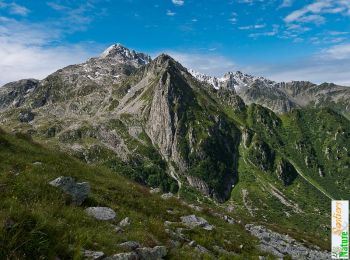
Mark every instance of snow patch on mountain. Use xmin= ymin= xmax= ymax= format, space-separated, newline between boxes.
xmin=189 ymin=69 xmax=278 ymax=93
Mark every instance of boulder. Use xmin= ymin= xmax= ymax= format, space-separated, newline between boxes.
xmin=180 ymin=215 xmax=214 ymax=230
xmin=104 ymin=252 xmax=138 ymax=260
xmin=135 ymin=246 xmax=167 ymax=260
xmin=85 ymin=207 xmax=116 ymax=221
xmin=49 ymin=176 xmax=90 ymax=206
xmin=82 ymin=249 xmax=105 ymax=260
xmin=119 ymin=241 xmax=141 ymax=251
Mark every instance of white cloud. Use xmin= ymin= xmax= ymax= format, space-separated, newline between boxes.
xmin=321 ymin=43 xmax=350 ymax=60
xmin=279 ymin=0 xmax=293 ymax=8
xmin=228 ymin=12 xmax=238 ymax=24
xmin=0 ymin=1 xmax=29 ymax=16
xmin=0 ymin=17 xmax=98 ymax=86
xmin=166 ymin=10 xmax=176 ymax=16
xmin=284 ymin=0 xmax=350 ymax=25
xmin=159 ymin=43 xmax=350 ymax=86
xmin=172 ymin=0 xmax=184 ymax=6
xmin=249 ymin=24 xmax=279 ymax=38
xmin=239 ymin=24 xmax=266 ymax=30
xmin=162 ymin=51 xmax=236 ymax=76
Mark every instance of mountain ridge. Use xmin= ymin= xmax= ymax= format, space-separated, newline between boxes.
xmin=0 ymin=44 xmax=349 ymax=258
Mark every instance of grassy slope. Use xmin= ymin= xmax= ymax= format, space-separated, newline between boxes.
xmin=0 ymin=129 xmax=268 ymax=259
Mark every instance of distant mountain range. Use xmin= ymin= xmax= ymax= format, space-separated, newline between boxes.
xmin=0 ymin=44 xmax=349 ymax=258
xmin=189 ymin=68 xmax=350 ymax=117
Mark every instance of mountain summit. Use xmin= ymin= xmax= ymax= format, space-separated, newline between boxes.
xmin=99 ymin=43 xmax=152 ymax=66
xmin=0 ymin=44 xmax=349 ymax=258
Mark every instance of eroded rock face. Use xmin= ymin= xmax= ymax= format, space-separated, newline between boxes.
xmin=49 ymin=176 xmax=90 ymax=206
xmin=275 ymin=159 xmax=298 ymax=186
xmin=85 ymin=207 xmax=116 ymax=221
xmin=245 ymin=224 xmax=330 ymax=259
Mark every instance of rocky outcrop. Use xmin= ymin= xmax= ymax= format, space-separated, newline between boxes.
xmin=0 ymin=79 xmax=39 ymax=109
xmin=245 ymin=224 xmax=330 ymax=259
xmin=275 ymin=159 xmax=298 ymax=186
xmin=49 ymin=176 xmax=90 ymax=206
xmin=247 ymin=139 xmax=275 ymax=172
xmin=18 ymin=110 xmax=35 ymax=123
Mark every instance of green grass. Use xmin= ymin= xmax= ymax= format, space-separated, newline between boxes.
xmin=0 ymin=128 xmax=266 ymax=259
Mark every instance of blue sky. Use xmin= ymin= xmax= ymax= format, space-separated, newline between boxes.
xmin=0 ymin=0 xmax=350 ymax=85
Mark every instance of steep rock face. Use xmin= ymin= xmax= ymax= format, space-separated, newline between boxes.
xmin=143 ymin=55 xmax=241 ymax=201
xmin=0 ymin=79 xmax=39 ymax=110
xmin=275 ymin=159 xmax=298 ymax=186
xmin=247 ymin=138 xmax=275 ymax=172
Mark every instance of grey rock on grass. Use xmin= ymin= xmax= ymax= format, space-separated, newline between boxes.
xmin=85 ymin=207 xmax=116 ymax=221
xmin=119 ymin=241 xmax=140 ymax=251
xmin=180 ymin=215 xmax=214 ymax=230
xmin=82 ymin=249 xmax=105 ymax=260
xmin=135 ymin=246 xmax=167 ymax=260
xmin=245 ymin=224 xmax=330 ymax=260
xmin=104 ymin=252 xmax=138 ymax=260
xmin=49 ymin=176 xmax=90 ymax=206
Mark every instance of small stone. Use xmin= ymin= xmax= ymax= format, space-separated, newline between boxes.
xmin=119 ymin=217 xmax=131 ymax=227
xmin=82 ymin=249 xmax=105 ymax=260
xmin=195 ymin=245 xmax=209 ymax=254
xmin=115 ymin=226 xmax=124 ymax=233
xmin=119 ymin=241 xmax=141 ymax=251
xmin=161 ymin=193 xmax=173 ymax=199
xmin=85 ymin=207 xmax=116 ymax=221
xmin=33 ymin=161 xmax=42 ymax=166
xmin=223 ymin=215 xmax=235 ymax=224
xmin=188 ymin=241 xmax=197 ymax=247
xmin=150 ymin=188 xmax=161 ymax=194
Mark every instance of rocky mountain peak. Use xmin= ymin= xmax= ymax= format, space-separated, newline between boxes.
xmin=99 ymin=43 xmax=152 ymax=66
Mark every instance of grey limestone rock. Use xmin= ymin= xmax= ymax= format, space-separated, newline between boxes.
xmin=85 ymin=207 xmax=116 ymax=221
xmin=49 ymin=176 xmax=90 ymax=206
xmin=180 ymin=215 xmax=214 ymax=230
xmin=245 ymin=224 xmax=330 ymax=259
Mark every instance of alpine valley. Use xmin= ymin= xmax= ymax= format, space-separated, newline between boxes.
xmin=0 ymin=44 xmax=349 ymax=259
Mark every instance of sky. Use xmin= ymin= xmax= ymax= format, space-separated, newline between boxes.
xmin=0 ymin=0 xmax=350 ymax=86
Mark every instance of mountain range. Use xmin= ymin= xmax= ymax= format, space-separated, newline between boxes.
xmin=0 ymin=44 xmax=349 ymax=259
